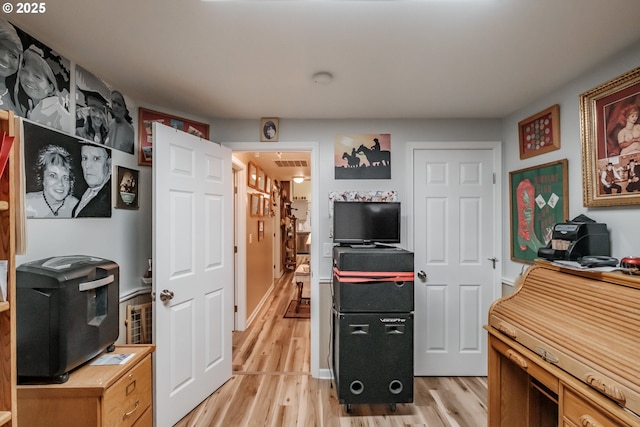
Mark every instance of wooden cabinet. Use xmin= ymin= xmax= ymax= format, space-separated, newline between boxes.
xmin=0 ymin=110 xmax=16 ymax=427
xmin=17 ymin=345 xmax=155 ymax=427
xmin=487 ymin=262 xmax=640 ymax=427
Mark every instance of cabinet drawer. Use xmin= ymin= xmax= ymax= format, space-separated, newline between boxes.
xmin=133 ymin=404 xmax=153 ymax=427
xmin=563 ymin=387 xmax=630 ymax=427
xmin=104 ymin=355 xmax=152 ymax=427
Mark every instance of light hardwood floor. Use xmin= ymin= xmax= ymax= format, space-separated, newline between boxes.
xmin=174 ymin=258 xmax=488 ymax=426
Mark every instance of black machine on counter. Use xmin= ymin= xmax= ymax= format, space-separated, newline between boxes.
xmin=537 ymin=215 xmax=610 ymax=262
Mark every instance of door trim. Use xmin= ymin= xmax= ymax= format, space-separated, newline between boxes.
xmin=405 ymin=141 xmax=503 ymax=300
xmin=232 ymin=157 xmax=247 ymax=331
xmin=223 ymin=141 xmax=321 ymax=378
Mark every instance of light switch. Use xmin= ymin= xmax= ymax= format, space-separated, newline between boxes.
xmin=323 ymin=243 xmax=333 ymax=257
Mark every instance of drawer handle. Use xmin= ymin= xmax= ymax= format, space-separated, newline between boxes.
xmin=584 ymin=374 xmax=626 ymax=404
xmin=506 ymin=349 xmax=527 ymax=369
xmin=579 ymin=414 xmax=604 ymax=427
xmin=123 ymin=399 xmax=140 ymax=420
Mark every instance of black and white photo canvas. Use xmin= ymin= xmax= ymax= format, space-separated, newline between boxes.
xmin=1 ymin=18 xmax=72 ymax=133
xmin=24 ymin=121 xmax=112 ymax=218
xmin=75 ymin=65 xmax=136 ymax=154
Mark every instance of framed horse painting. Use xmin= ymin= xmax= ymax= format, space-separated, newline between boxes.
xmin=334 ymin=133 xmax=391 ymax=179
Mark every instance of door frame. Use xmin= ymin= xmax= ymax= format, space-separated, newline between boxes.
xmin=404 ymin=141 xmax=503 ymax=300
xmin=232 ymin=158 xmax=247 ymax=331
xmin=224 ymin=141 xmax=321 ymax=378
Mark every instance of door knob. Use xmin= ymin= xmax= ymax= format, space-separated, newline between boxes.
xmin=159 ymin=289 xmax=174 ymax=302
xmin=417 ymin=270 xmax=427 ymax=281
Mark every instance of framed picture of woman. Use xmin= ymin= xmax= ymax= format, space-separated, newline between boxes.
xmin=580 ymin=66 xmax=640 ymax=206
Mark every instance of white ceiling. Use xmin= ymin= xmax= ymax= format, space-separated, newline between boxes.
xmin=9 ymin=0 xmax=640 ymax=123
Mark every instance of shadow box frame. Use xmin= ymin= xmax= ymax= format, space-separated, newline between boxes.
xmin=138 ymin=107 xmax=210 ymax=167
xmin=580 ymin=65 xmax=640 ymax=207
xmin=518 ymin=104 xmax=561 ymax=160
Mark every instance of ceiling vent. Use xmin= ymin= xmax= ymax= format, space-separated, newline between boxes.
xmin=275 ymin=160 xmax=308 ymax=168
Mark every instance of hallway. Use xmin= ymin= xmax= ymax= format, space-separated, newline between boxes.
xmin=174 ymin=257 xmax=488 ymax=426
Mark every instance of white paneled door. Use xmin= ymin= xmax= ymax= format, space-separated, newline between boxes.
xmin=153 ymin=123 xmax=233 ymax=427
xmin=413 ymin=145 xmax=499 ymax=376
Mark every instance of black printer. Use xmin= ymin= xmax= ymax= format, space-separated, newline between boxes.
xmin=537 ymin=215 xmax=610 ymax=261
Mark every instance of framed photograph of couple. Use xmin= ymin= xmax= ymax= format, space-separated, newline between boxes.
xmin=138 ymin=108 xmax=210 ymax=167
xmin=580 ymin=65 xmax=640 ymax=207
xmin=509 ymin=159 xmax=568 ymax=264
xmin=23 ymin=121 xmax=113 ymax=218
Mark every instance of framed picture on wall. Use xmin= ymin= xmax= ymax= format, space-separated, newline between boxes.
xmin=258 ymin=220 xmax=264 ymax=241
xmin=260 ymin=117 xmax=279 ymax=142
xmin=248 ymin=161 xmax=258 ymax=189
xmin=580 ymin=65 xmax=640 ymax=206
xmin=518 ymin=104 xmax=560 ymax=160
xmin=250 ymin=193 xmax=260 ymax=217
xmin=509 ymin=159 xmax=568 ymax=264
xmin=138 ymin=108 xmax=210 ymax=167
xmin=115 ymin=166 xmax=139 ymax=210
xmin=257 ymin=168 xmax=266 ymax=192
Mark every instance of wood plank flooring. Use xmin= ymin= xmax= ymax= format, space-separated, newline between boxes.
xmin=174 ymin=258 xmax=488 ymax=426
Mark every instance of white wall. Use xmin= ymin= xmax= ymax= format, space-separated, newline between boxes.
xmin=500 ymin=40 xmax=640 ymax=284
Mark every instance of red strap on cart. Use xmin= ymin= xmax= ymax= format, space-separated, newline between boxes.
xmin=333 ymin=267 xmax=414 ymax=283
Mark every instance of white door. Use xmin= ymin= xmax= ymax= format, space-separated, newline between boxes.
xmin=413 ymin=146 xmax=499 ymax=376
xmin=153 ymin=123 xmax=233 ymax=427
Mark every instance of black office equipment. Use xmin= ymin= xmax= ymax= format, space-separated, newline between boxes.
xmin=537 ymin=216 xmax=610 ymax=262
xmin=16 ymin=255 xmax=119 ymax=383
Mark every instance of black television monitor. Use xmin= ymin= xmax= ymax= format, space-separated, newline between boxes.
xmin=332 ymin=201 xmax=401 ymax=245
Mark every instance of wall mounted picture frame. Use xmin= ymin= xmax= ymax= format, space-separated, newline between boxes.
xmin=509 ymin=159 xmax=568 ymax=264
xmin=138 ymin=107 xmax=210 ymax=167
xmin=257 ymin=168 xmax=266 ymax=192
xmin=580 ymin=66 xmax=640 ymax=207
xmin=518 ymin=104 xmax=560 ymax=159
xmin=250 ymin=193 xmax=260 ymax=217
xmin=248 ymin=161 xmax=258 ymax=189
xmin=258 ymin=220 xmax=264 ymax=241
xmin=263 ymin=197 xmax=270 ymax=217
xmin=260 ymin=117 xmax=279 ymax=142
xmin=334 ymin=134 xmax=391 ymax=179
xmin=115 ymin=166 xmax=139 ymax=210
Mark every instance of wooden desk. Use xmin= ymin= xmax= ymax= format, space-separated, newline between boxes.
xmin=17 ymin=345 xmax=155 ymax=427
xmin=486 ymin=262 xmax=640 ymax=426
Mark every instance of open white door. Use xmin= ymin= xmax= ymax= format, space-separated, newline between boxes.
xmin=153 ymin=123 xmax=233 ymax=427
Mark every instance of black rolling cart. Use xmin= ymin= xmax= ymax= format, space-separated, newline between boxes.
xmin=330 ymin=245 xmax=414 ymax=413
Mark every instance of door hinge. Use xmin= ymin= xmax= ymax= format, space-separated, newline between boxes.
xmin=234 ymin=245 xmax=237 ymax=253
xmin=234 ymin=305 xmax=238 ymax=313
xmin=234 ymin=186 xmax=238 ymax=194
xmin=493 ymin=173 xmax=496 ymax=184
